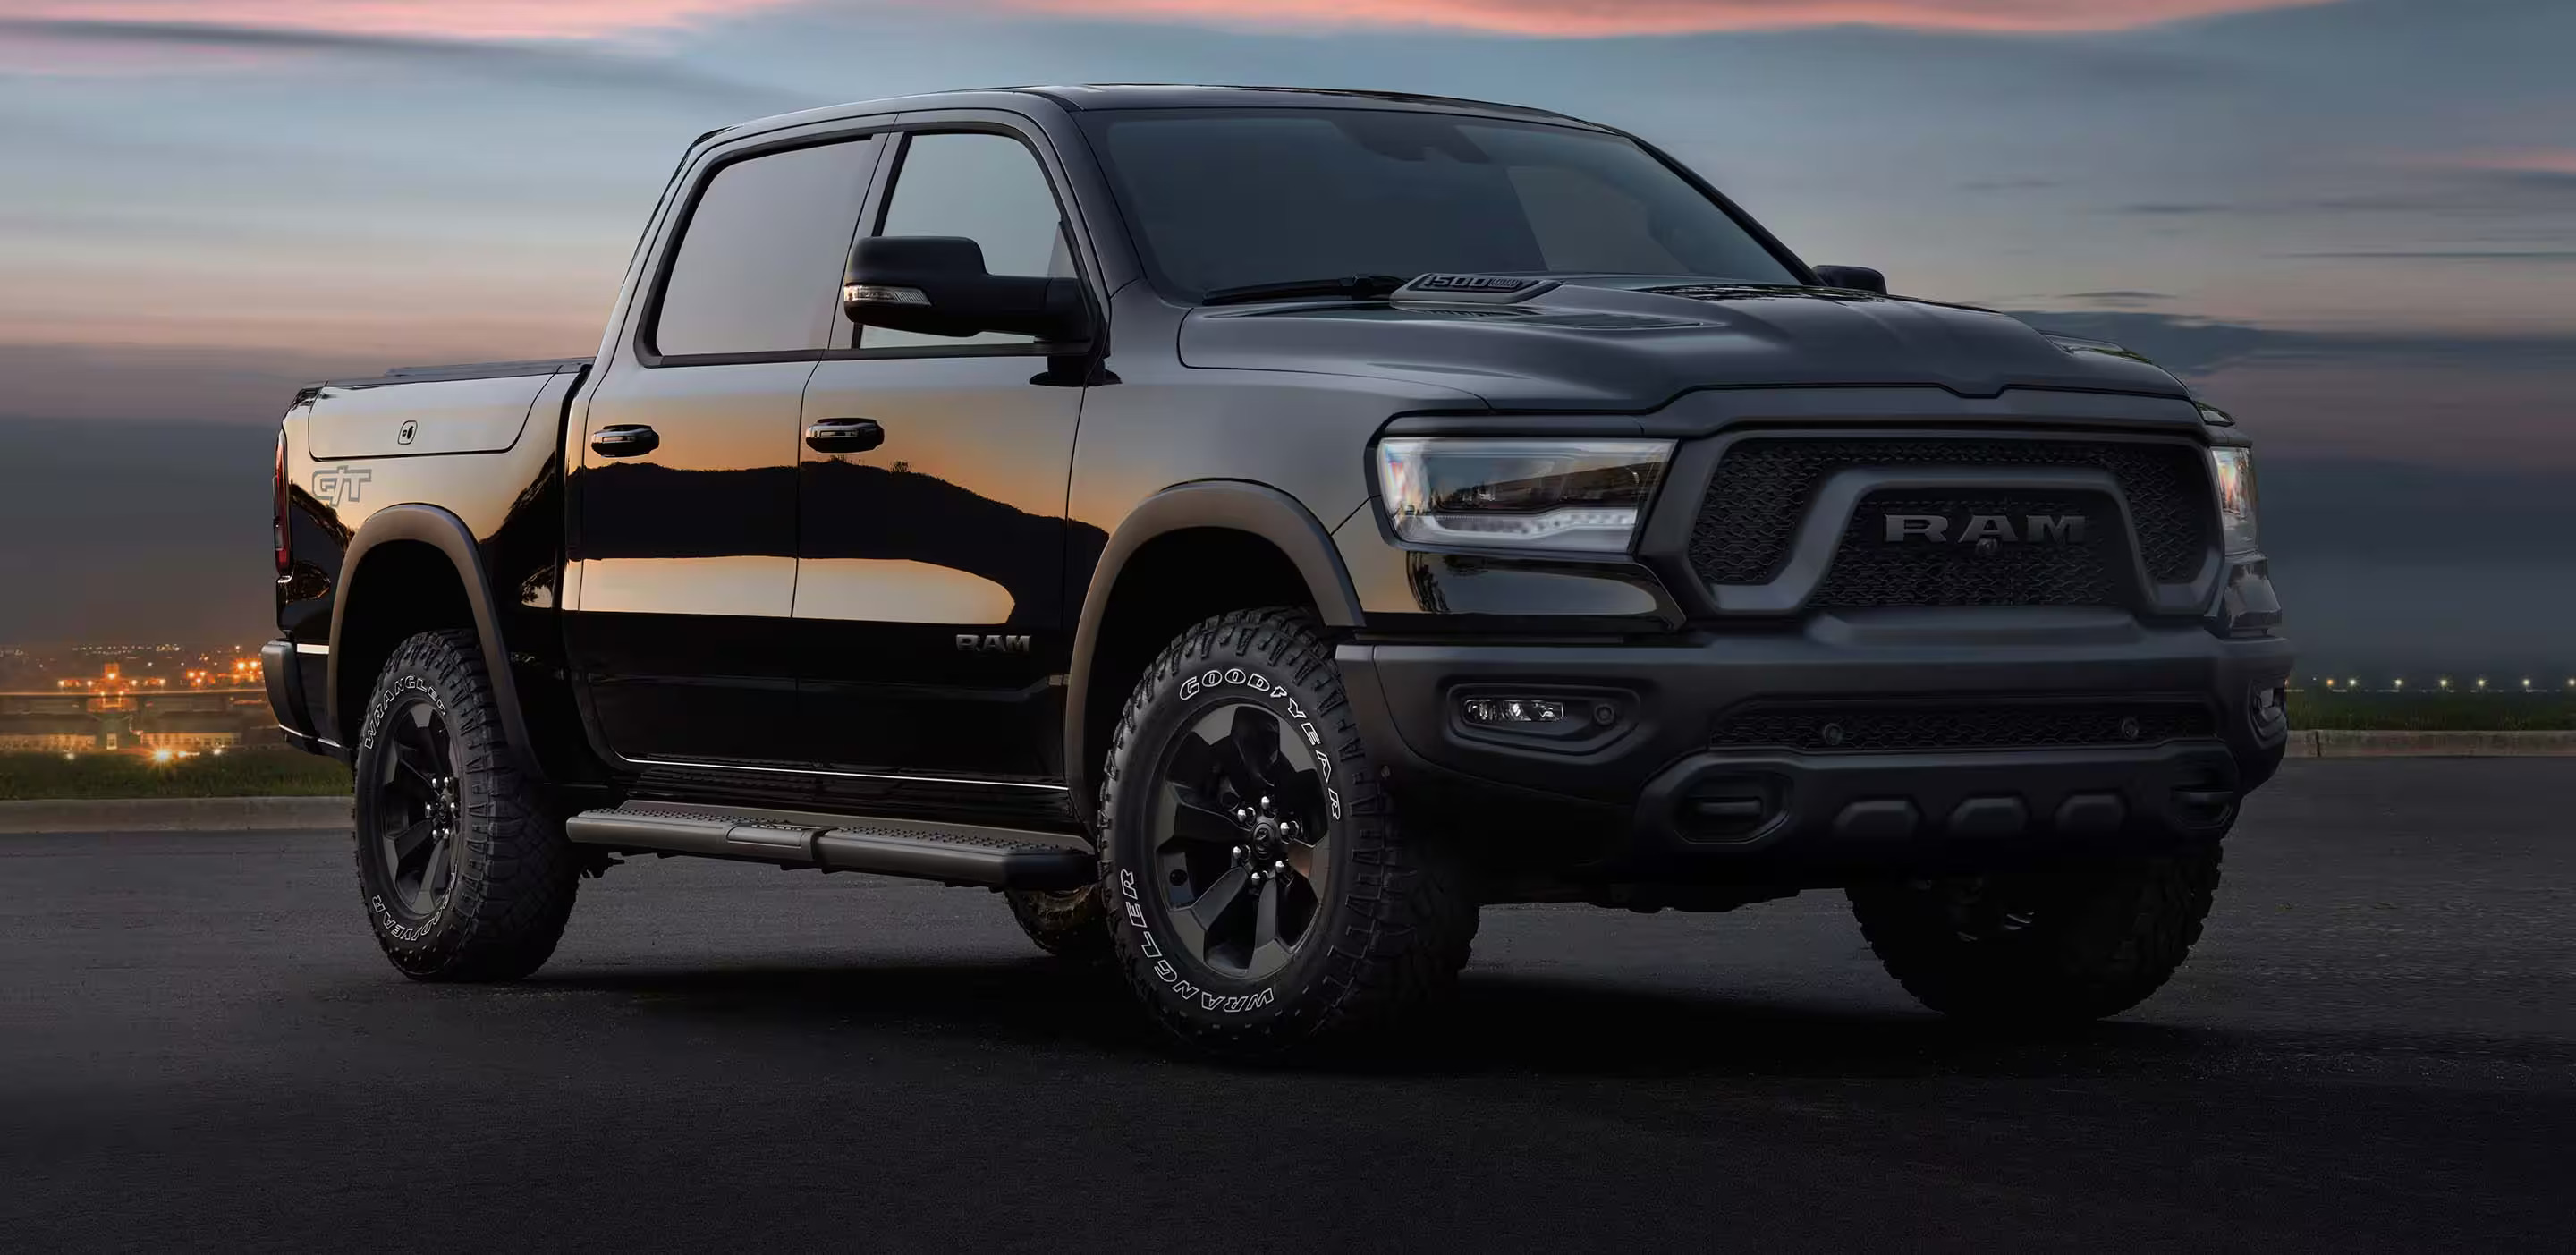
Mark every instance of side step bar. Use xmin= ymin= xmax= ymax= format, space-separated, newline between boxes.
xmin=565 ymin=802 xmax=1094 ymax=890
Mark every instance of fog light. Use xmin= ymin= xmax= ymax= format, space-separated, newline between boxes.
xmin=1462 ymin=696 xmax=1566 ymax=725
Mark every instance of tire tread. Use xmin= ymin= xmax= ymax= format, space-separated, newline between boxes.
xmin=358 ymin=628 xmax=577 ymax=982
xmin=1847 ymin=847 xmax=2222 ymax=1023
xmin=1099 ymin=607 xmax=1474 ymax=1056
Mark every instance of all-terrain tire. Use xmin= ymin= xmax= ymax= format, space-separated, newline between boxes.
xmin=1847 ymin=845 xmax=2224 ymax=1024
xmin=1004 ymin=886 xmax=1112 ymax=960
xmin=352 ymin=628 xmax=579 ymax=981
xmin=1098 ymin=607 xmax=1476 ymax=1057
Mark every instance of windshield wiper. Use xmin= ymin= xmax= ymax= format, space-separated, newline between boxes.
xmin=1199 ymin=274 xmax=1410 ymax=306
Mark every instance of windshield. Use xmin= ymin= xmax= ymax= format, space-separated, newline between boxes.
xmin=1079 ymin=107 xmax=1801 ymax=301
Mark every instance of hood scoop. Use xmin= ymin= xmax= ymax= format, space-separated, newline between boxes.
xmin=1644 ymin=282 xmax=1883 ymax=305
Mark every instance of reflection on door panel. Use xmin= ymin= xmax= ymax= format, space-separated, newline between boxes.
xmin=571 ymin=361 xmax=816 ymax=764
xmin=794 ymin=457 xmax=1064 ymax=620
xmin=796 ymin=361 xmax=1095 ymax=779
xmin=792 ymin=558 xmax=1014 ymax=624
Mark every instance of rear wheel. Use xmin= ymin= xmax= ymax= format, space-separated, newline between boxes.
xmin=1004 ymin=885 xmax=1111 ymax=960
xmin=352 ymin=629 xmax=578 ymax=981
xmin=1847 ymin=846 xmax=2223 ymax=1023
xmin=1098 ymin=607 xmax=1475 ymax=1057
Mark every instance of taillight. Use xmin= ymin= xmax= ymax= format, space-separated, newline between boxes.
xmin=273 ymin=430 xmax=291 ymax=577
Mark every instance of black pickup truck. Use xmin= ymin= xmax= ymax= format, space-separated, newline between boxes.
xmin=264 ymin=84 xmax=2290 ymax=1055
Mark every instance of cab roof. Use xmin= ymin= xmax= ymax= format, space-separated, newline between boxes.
xmin=703 ymin=84 xmax=1606 ymax=150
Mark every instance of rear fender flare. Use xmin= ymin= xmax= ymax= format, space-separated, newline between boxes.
xmin=326 ymin=504 xmax=539 ymax=778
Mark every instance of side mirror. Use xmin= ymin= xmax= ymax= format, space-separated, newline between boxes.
xmin=1811 ymin=265 xmax=1887 ymax=295
xmin=843 ymin=235 xmax=1089 ymax=341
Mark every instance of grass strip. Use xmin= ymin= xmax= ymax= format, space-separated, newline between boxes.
xmin=0 ymin=750 xmax=352 ymax=800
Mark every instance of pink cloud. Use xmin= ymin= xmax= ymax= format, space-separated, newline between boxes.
xmin=0 ymin=0 xmax=2341 ymax=42
xmin=2461 ymin=150 xmax=2576 ymax=176
xmin=1000 ymin=0 xmax=2336 ymax=37
xmin=0 ymin=2 xmax=792 ymax=42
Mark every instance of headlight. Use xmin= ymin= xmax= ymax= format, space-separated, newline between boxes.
xmin=2209 ymin=446 xmax=2259 ymax=555
xmin=1376 ymin=437 xmax=1672 ymax=555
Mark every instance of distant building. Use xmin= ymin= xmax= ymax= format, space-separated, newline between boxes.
xmin=0 ymin=712 xmax=100 ymax=752
xmin=135 ymin=710 xmax=242 ymax=751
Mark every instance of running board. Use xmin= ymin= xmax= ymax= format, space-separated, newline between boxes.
xmin=565 ymin=802 xmax=1094 ymax=890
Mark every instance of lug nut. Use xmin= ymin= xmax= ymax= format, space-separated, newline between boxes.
xmin=1273 ymin=860 xmax=1287 ymax=873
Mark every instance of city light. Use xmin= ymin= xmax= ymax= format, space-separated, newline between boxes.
xmin=5 ymin=649 xmax=271 ymax=756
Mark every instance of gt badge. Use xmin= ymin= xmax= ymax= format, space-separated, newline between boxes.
xmin=312 ymin=465 xmax=373 ymax=506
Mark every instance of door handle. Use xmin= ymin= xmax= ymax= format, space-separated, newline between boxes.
xmin=589 ymin=425 xmax=659 ymax=457
xmin=805 ymin=418 xmax=885 ymax=454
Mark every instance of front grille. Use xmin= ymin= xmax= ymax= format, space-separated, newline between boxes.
xmin=1709 ymin=700 xmax=2217 ymax=754
xmin=1810 ymin=492 xmax=2114 ymax=608
xmin=1688 ymin=437 xmax=2213 ymax=588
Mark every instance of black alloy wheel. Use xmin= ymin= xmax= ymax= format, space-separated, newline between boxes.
xmin=1944 ymin=877 xmax=2040 ymax=941
xmin=1100 ymin=607 xmax=1479 ymax=1055
xmin=352 ymin=629 xmax=578 ymax=981
xmin=364 ymin=693 xmax=462 ymax=923
xmin=1151 ymin=701 xmax=1332 ymax=982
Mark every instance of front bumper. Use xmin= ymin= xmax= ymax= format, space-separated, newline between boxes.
xmin=1337 ymin=608 xmax=2292 ymax=879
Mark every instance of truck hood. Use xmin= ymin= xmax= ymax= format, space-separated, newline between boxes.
xmin=1174 ymin=276 xmax=2190 ymax=411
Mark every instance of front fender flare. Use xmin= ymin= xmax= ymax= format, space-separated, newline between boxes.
xmin=1064 ymin=480 xmax=1363 ymax=823
xmin=326 ymin=503 xmax=540 ymax=778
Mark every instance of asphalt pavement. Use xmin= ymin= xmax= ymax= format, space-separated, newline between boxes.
xmin=4 ymin=759 xmax=2570 ymax=1251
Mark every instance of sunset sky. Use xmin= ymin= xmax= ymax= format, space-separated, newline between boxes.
xmin=0 ymin=0 xmax=2569 ymax=669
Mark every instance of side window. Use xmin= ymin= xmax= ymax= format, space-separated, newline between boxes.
xmin=860 ymin=131 xmax=1072 ymax=349
xmin=652 ymin=137 xmax=878 ymax=358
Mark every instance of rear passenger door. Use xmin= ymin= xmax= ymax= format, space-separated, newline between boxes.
xmin=567 ymin=131 xmax=884 ymax=766
xmin=793 ymin=124 xmax=1093 ymax=782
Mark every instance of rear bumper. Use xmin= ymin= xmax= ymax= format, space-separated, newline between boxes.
xmin=1336 ymin=608 xmax=2292 ymax=878
xmin=261 ymin=638 xmax=336 ymax=759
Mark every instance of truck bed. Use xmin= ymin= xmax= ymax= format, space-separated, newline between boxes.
xmin=297 ymin=358 xmax=590 ymax=461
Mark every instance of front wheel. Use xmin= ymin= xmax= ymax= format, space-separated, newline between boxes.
xmin=1097 ymin=608 xmax=1475 ymax=1057
xmin=352 ymin=629 xmax=579 ymax=981
xmin=1847 ymin=846 xmax=2223 ymax=1024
